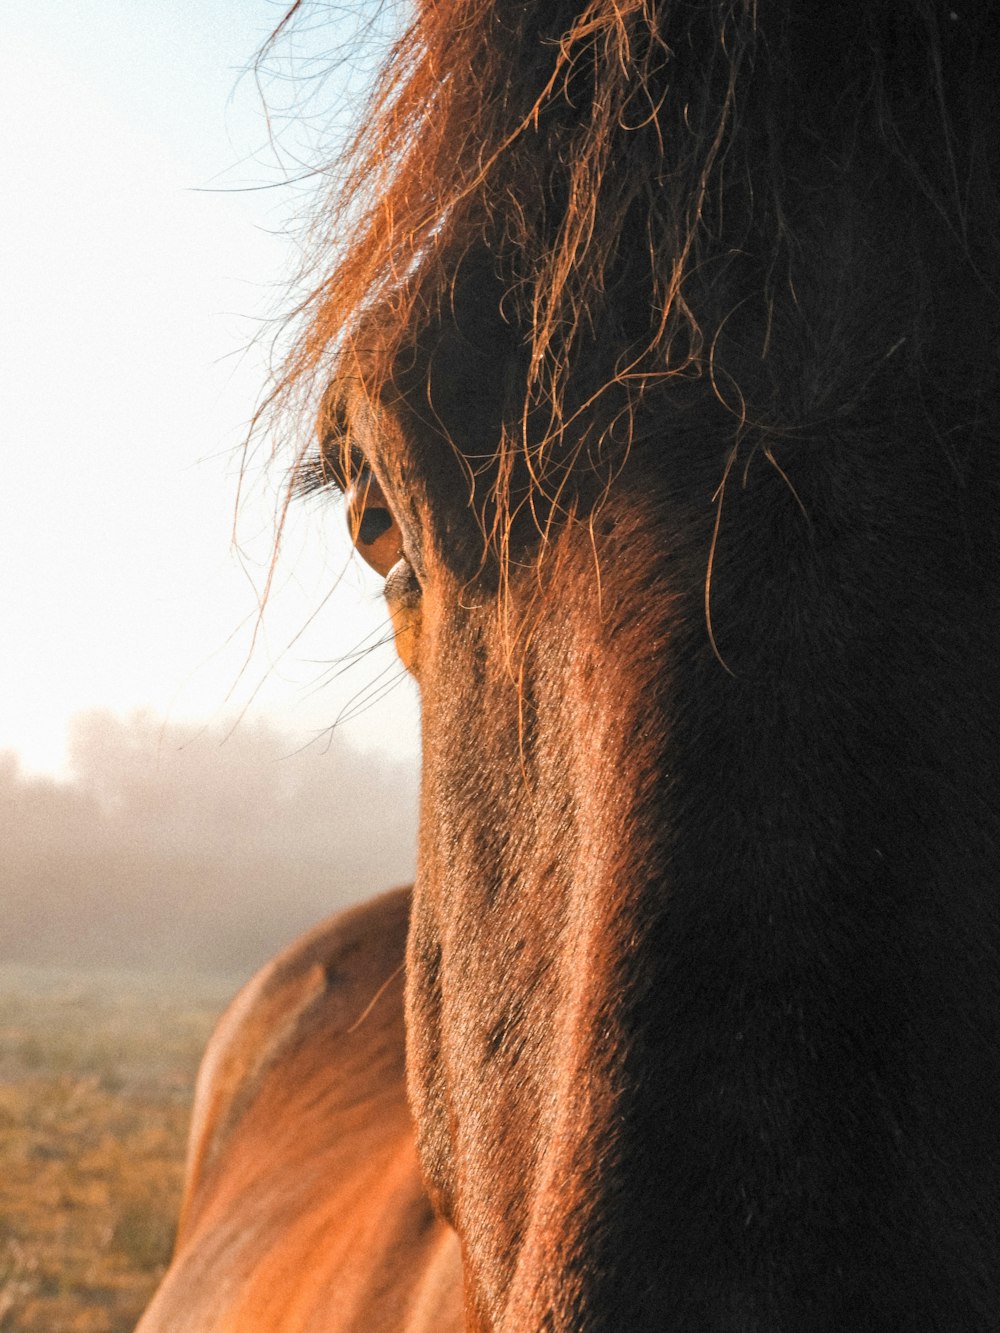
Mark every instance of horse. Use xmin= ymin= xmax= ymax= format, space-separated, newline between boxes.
xmin=140 ymin=2 xmax=1000 ymax=1328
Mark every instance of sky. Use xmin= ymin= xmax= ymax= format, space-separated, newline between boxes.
xmin=0 ymin=1 xmax=419 ymax=780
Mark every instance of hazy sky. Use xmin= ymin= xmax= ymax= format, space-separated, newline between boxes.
xmin=1 ymin=2 xmax=418 ymax=778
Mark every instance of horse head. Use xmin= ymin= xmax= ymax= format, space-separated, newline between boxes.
xmin=303 ymin=5 xmax=1000 ymax=1326
xmin=148 ymin=5 xmax=1000 ymax=1329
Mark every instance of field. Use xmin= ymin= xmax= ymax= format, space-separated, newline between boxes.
xmin=0 ymin=965 xmax=238 ymax=1332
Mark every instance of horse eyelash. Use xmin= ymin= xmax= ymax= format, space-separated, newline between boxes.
xmin=293 ymin=445 xmax=344 ymax=498
xmin=294 ymin=439 xmax=367 ymax=499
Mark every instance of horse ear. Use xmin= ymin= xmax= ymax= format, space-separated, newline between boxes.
xmin=345 ymin=471 xmax=403 ymax=577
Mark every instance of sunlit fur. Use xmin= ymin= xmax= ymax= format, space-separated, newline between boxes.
xmin=147 ymin=3 xmax=1000 ymax=1330
xmin=138 ymin=890 xmax=462 ymax=1332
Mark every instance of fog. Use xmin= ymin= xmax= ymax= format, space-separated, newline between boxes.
xmin=0 ymin=710 xmax=418 ymax=978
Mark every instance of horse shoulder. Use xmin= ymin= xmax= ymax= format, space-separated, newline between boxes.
xmin=138 ymin=886 xmax=463 ymax=1333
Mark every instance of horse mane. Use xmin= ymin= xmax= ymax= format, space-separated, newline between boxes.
xmin=267 ymin=1 xmax=998 ymax=538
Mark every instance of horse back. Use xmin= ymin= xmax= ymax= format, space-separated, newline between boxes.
xmin=137 ymin=886 xmax=463 ymax=1333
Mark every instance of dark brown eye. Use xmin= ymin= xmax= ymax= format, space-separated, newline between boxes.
xmin=357 ymin=508 xmax=393 ymax=545
xmin=345 ymin=468 xmax=403 ymax=577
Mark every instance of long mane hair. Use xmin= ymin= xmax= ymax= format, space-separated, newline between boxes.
xmin=268 ymin=0 xmax=998 ymax=545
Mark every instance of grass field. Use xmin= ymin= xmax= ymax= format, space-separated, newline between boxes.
xmin=0 ymin=965 xmax=239 ymax=1332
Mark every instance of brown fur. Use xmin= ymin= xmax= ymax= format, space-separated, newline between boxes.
xmin=137 ymin=889 xmax=461 ymax=1333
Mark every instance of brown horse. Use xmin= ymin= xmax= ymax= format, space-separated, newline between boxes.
xmin=142 ymin=2 xmax=1000 ymax=1328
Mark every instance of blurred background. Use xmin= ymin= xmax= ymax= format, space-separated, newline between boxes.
xmin=0 ymin=4 xmax=417 ymax=1326
xmin=1 ymin=0 xmax=419 ymax=973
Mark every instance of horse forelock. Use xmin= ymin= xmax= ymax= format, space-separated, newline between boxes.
xmin=271 ymin=0 xmax=999 ymax=575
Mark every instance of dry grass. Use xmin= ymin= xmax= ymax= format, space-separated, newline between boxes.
xmin=0 ymin=965 xmax=237 ymax=1332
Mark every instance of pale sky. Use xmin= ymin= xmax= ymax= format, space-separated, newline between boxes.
xmin=0 ymin=2 xmax=419 ymax=778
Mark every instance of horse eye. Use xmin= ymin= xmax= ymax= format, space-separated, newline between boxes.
xmin=345 ymin=468 xmax=404 ymax=577
xmin=358 ymin=508 xmax=393 ymax=545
